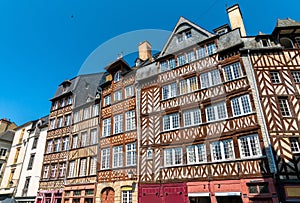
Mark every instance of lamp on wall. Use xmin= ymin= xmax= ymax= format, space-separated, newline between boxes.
xmin=128 ymin=170 xmax=133 ymax=179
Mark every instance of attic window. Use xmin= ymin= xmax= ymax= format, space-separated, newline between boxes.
xmin=114 ymin=71 xmax=121 ymax=82
xmin=186 ymin=30 xmax=192 ymax=39
xmin=261 ymin=39 xmax=270 ymax=47
xmin=177 ymin=34 xmax=183 ymax=43
xmin=280 ymin=37 xmax=294 ymax=49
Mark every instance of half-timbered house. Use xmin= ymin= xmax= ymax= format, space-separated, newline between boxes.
xmin=97 ymin=58 xmax=140 ymax=203
xmin=62 ymin=72 xmax=103 ymax=203
xmin=136 ymin=4 xmax=278 ymax=203
xmin=37 ymin=73 xmax=103 ymax=203
xmin=243 ymin=18 xmax=300 ymax=203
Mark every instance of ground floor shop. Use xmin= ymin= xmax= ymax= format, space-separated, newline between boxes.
xmin=277 ymin=182 xmax=300 ymax=203
xmin=62 ymin=183 xmax=96 ymax=203
xmin=36 ymin=190 xmax=63 ymax=203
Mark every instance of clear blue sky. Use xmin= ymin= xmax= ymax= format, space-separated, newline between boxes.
xmin=0 ymin=0 xmax=299 ymax=125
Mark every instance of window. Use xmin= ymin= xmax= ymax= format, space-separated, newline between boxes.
xmin=114 ymin=71 xmax=122 ymax=82
xmin=261 ymin=39 xmax=270 ymax=47
xmin=113 ymin=145 xmax=123 ymax=168
xmin=186 ymin=30 xmax=192 ymax=39
xmin=122 ymin=190 xmax=132 ymax=203
xmin=270 ymin=71 xmax=281 ymax=84
xmin=238 ymin=134 xmax=262 ymax=158
xmin=59 ymin=163 xmax=66 ymax=177
xmin=125 ymin=111 xmax=136 ymax=131
xmin=231 ymin=94 xmax=252 ymax=116
xmin=248 ymin=183 xmax=269 ymax=194
xmin=14 ymin=147 xmax=20 ymax=164
xmin=47 ymin=140 xmax=53 ymax=153
xmin=81 ymin=131 xmax=88 ymax=147
xmin=67 ymin=96 xmax=72 ymax=105
xmin=32 ymin=137 xmax=38 ymax=149
xmin=57 ymin=117 xmax=63 ymax=128
xmin=164 ymin=148 xmax=182 ymax=166
xmin=79 ymin=158 xmax=87 ymax=176
xmin=292 ymin=71 xmax=300 ymax=83
xmin=68 ymin=161 xmax=75 ymax=178
xmin=102 ymin=118 xmax=111 ymax=137
xmin=23 ymin=177 xmax=30 ymax=195
xmin=126 ymin=143 xmax=136 ymax=166
xmin=163 ymin=113 xmax=180 ymax=131
xmin=200 ymin=70 xmax=221 ymax=88
xmin=187 ymin=144 xmax=206 ymax=164
xmin=27 ymin=154 xmax=35 ymax=170
xmin=125 ymin=85 xmax=134 ymax=98
xmin=206 ymin=102 xmax=227 ymax=122
xmin=290 ymin=137 xmax=300 ymax=153
xmin=50 ymin=164 xmax=57 ymax=178
xmin=83 ymin=107 xmax=90 ymax=120
xmin=104 ymin=95 xmax=111 ymax=106
xmin=63 ymin=136 xmax=69 ymax=151
xmin=207 ymin=42 xmax=217 ymax=55
xmin=101 ymin=148 xmax=110 ymax=169
xmin=210 ymin=139 xmax=234 ymax=161
xmin=222 ymin=62 xmax=243 ymax=81
xmin=280 ymin=37 xmax=294 ymax=48
xmin=162 ymin=83 xmax=177 ymax=100
xmin=114 ymin=90 xmax=122 ymax=102
xmin=65 ymin=114 xmax=71 ymax=126
xmin=54 ymin=138 xmax=61 ymax=152
xmin=60 ymin=98 xmax=65 ymax=108
xmin=0 ymin=148 xmax=7 ymax=156
xmin=180 ymin=76 xmax=198 ymax=94
xmin=183 ymin=108 xmax=201 ymax=126
xmin=72 ymin=135 xmax=78 ymax=149
xmin=160 ymin=58 xmax=176 ymax=72
xmin=43 ymin=165 xmax=49 ymax=178
xmin=53 ymin=101 xmax=58 ymax=110
xmin=114 ymin=114 xmax=123 ymax=134
xmin=90 ymin=129 xmax=97 ymax=145
xmin=278 ymin=97 xmax=291 ymax=117
xmin=187 ymin=51 xmax=195 ymax=62
xmin=74 ymin=111 xmax=80 ymax=123
xmin=177 ymin=54 xmax=186 ymax=66
xmin=50 ymin=119 xmax=55 ymax=130
xmin=177 ymin=34 xmax=183 ymax=42
xmin=90 ymin=157 xmax=97 ymax=175
xmin=92 ymin=104 xmax=99 ymax=117
xmin=197 ymin=46 xmax=207 ymax=59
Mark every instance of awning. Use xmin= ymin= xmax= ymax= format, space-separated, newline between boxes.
xmin=188 ymin=192 xmax=210 ymax=197
xmin=215 ymin=192 xmax=241 ymax=196
xmin=121 ymin=186 xmax=132 ymax=191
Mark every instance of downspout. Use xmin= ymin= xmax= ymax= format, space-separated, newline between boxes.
xmin=97 ymin=87 xmax=103 ymax=185
xmin=246 ymin=49 xmax=278 ymax=175
xmin=135 ymin=82 xmax=141 ymax=186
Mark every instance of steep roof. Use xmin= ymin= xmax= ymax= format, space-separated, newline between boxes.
xmin=276 ymin=18 xmax=300 ymax=27
xmin=0 ymin=130 xmax=15 ymax=142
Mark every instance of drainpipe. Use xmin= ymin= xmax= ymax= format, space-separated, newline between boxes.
xmin=97 ymin=86 xmax=103 ymax=184
xmin=246 ymin=49 xmax=278 ymax=175
xmin=135 ymin=82 xmax=141 ymax=186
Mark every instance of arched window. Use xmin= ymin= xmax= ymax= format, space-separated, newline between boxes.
xmin=114 ymin=71 xmax=121 ymax=82
xmin=280 ymin=37 xmax=294 ymax=48
xmin=295 ymin=37 xmax=300 ymax=48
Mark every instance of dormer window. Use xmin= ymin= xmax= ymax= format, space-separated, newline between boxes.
xmin=177 ymin=34 xmax=183 ymax=43
xmin=186 ymin=30 xmax=192 ymax=39
xmin=295 ymin=37 xmax=300 ymax=48
xmin=261 ymin=39 xmax=270 ymax=47
xmin=114 ymin=71 xmax=121 ymax=82
xmin=280 ymin=37 xmax=294 ymax=49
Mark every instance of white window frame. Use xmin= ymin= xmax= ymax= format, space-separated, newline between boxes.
xmin=186 ymin=144 xmax=206 ymax=164
xmin=90 ymin=128 xmax=97 ymax=145
xmin=210 ymin=139 xmax=235 ymax=161
xmin=83 ymin=107 xmax=90 ymax=120
xmin=292 ymin=71 xmax=300 ymax=83
xmin=177 ymin=54 xmax=186 ymax=66
xmin=180 ymin=76 xmax=198 ymax=95
xmin=231 ymin=94 xmax=252 ymax=117
xmin=163 ymin=113 xmax=180 ymax=131
xmin=205 ymin=102 xmax=228 ymax=122
xmin=278 ymin=97 xmax=291 ymax=117
xmin=164 ymin=147 xmax=183 ymax=167
xmin=68 ymin=161 xmax=75 ymax=178
xmin=114 ymin=71 xmax=121 ymax=82
xmin=270 ymin=71 xmax=281 ymax=84
xmin=50 ymin=119 xmax=55 ymax=130
xmin=104 ymin=95 xmax=111 ymax=106
xmin=54 ymin=138 xmax=61 ymax=152
xmin=125 ymin=111 xmax=136 ymax=131
xmin=57 ymin=117 xmax=63 ymax=128
xmin=222 ymin=62 xmax=243 ymax=82
xmin=79 ymin=158 xmax=87 ymax=177
xmin=47 ymin=140 xmax=53 ymax=153
xmin=183 ymin=108 xmax=201 ymax=127
xmin=207 ymin=42 xmax=217 ymax=55
xmin=81 ymin=131 xmax=88 ymax=147
xmin=290 ymin=137 xmax=300 ymax=153
xmin=59 ymin=163 xmax=66 ymax=177
xmin=187 ymin=51 xmax=195 ymax=62
xmin=114 ymin=90 xmax=122 ymax=102
xmin=92 ymin=104 xmax=99 ymax=117
xmin=125 ymin=85 xmax=134 ymax=98
xmin=122 ymin=190 xmax=132 ymax=203
xmin=50 ymin=164 xmax=57 ymax=178
xmin=200 ymin=70 xmax=221 ymax=89
xmin=89 ymin=157 xmax=97 ymax=175
xmin=63 ymin=136 xmax=69 ymax=151
xmin=73 ymin=111 xmax=80 ymax=123
xmin=238 ymin=134 xmax=262 ymax=158
xmin=65 ymin=114 xmax=71 ymax=126
xmin=0 ymin=148 xmax=7 ymax=156
xmin=197 ymin=46 xmax=207 ymax=59
xmin=113 ymin=145 xmax=123 ymax=168
xmin=72 ymin=135 xmax=78 ymax=149
xmin=43 ymin=165 xmax=49 ymax=178
xmin=101 ymin=148 xmax=110 ymax=169
xmin=114 ymin=114 xmax=123 ymax=134
xmin=126 ymin=143 xmax=136 ymax=166
xmin=102 ymin=118 xmax=111 ymax=137
xmin=162 ymin=82 xmax=177 ymax=100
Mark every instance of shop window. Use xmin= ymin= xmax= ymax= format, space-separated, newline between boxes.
xmin=248 ymin=183 xmax=269 ymax=194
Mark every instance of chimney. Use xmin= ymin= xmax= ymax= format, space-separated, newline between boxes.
xmin=227 ymin=4 xmax=247 ymax=37
xmin=138 ymin=41 xmax=152 ymax=61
